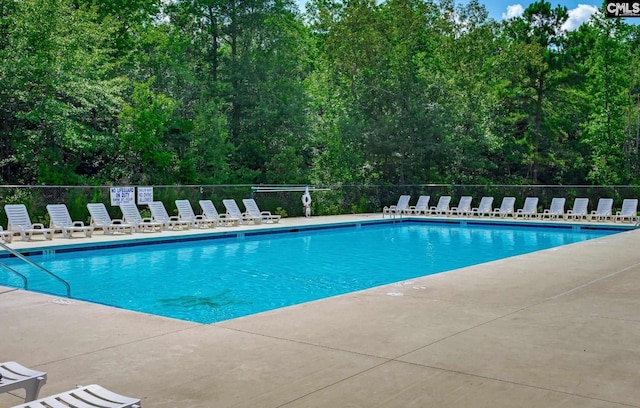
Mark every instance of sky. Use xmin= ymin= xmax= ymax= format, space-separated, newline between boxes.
xmin=457 ymin=0 xmax=600 ymax=30
xmin=296 ymin=1 xmax=606 ymax=31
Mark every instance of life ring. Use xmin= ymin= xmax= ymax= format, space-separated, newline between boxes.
xmin=302 ymin=193 xmax=312 ymax=206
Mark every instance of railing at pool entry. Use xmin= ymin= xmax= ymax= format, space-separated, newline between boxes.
xmin=0 ymin=261 xmax=27 ymax=290
xmin=0 ymin=242 xmax=71 ymax=297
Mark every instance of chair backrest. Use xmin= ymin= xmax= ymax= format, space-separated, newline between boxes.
xmin=456 ymin=196 xmax=472 ymax=212
xmin=477 ymin=197 xmax=494 ymax=212
xmin=594 ymin=198 xmax=613 ymax=215
xmin=47 ymin=204 xmax=73 ymax=227
xmin=199 ymin=200 xmax=220 ymax=219
xmin=620 ymin=198 xmax=638 ymax=215
xmin=175 ymin=200 xmax=197 ymax=221
xmin=571 ymin=198 xmax=589 ymax=215
xmin=223 ymin=199 xmax=243 ymax=218
xmin=521 ymin=197 xmax=539 ymax=214
xmin=148 ymin=201 xmax=171 ymax=222
xmin=499 ymin=197 xmax=516 ymax=213
xmin=396 ymin=195 xmax=411 ymax=211
xmin=436 ymin=196 xmax=451 ymax=211
xmin=5 ymin=204 xmax=32 ymax=230
xmin=119 ymin=203 xmax=143 ymax=224
xmin=548 ymin=197 xmax=565 ymax=214
xmin=87 ymin=203 xmax=113 ymax=226
xmin=242 ymin=199 xmax=262 ymax=216
xmin=414 ymin=195 xmax=430 ymax=210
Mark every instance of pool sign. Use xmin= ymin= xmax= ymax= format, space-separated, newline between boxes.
xmin=110 ymin=186 xmax=135 ymax=206
xmin=606 ymin=1 xmax=640 ymax=17
xmin=137 ymin=186 xmax=154 ymax=205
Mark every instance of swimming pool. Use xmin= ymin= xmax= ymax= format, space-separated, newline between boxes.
xmin=0 ymin=221 xmax=621 ymax=323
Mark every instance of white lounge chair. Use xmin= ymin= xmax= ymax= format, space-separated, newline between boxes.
xmin=539 ymin=197 xmax=565 ymax=219
xmin=565 ymin=198 xmax=589 ymax=220
xmin=469 ymin=197 xmax=494 ymax=217
xmin=199 ymin=200 xmax=240 ymax=226
xmin=614 ymin=199 xmax=638 ymax=223
xmin=148 ymin=201 xmax=191 ymax=231
xmin=0 ymin=361 xmax=46 ymax=403
xmin=5 ymin=204 xmax=54 ymax=241
xmin=515 ymin=197 xmax=539 ymax=219
xmin=448 ymin=196 xmax=472 ymax=217
xmin=491 ymin=197 xmax=516 ymax=218
xmin=46 ymin=204 xmax=93 ymax=238
xmin=590 ymin=198 xmax=613 ymax=222
xmin=87 ymin=203 xmax=134 ymax=235
xmin=404 ymin=195 xmax=430 ymax=215
xmin=242 ymin=199 xmax=281 ymax=223
xmin=223 ymin=199 xmax=262 ymax=224
xmin=119 ymin=203 xmax=162 ymax=233
xmin=175 ymin=200 xmax=215 ymax=229
xmin=427 ymin=196 xmax=451 ymax=216
xmin=10 ymin=384 xmax=140 ymax=408
xmin=383 ymin=195 xmax=410 ymax=218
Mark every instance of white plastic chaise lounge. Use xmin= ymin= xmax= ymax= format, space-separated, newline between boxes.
xmin=490 ymin=197 xmax=516 ymax=218
xmin=147 ymin=201 xmax=191 ymax=231
xmin=614 ymin=198 xmax=638 ymax=223
xmin=5 ymin=204 xmax=54 ymax=241
xmin=565 ymin=198 xmax=589 ymax=221
xmin=382 ymin=195 xmax=410 ymax=218
xmin=223 ymin=199 xmax=262 ymax=224
xmin=199 ymin=200 xmax=240 ymax=226
xmin=515 ymin=197 xmax=539 ymax=219
xmin=175 ymin=200 xmax=215 ymax=229
xmin=448 ymin=196 xmax=472 ymax=217
xmin=10 ymin=384 xmax=140 ymax=408
xmin=242 ymin=199 xmax=281 ymax=223
xmin=46 ymin=204 xmax=93 ymax=238
xmin=403 ymin=195 xmax=429 ymax=215
xmin=590 ymin=198 xmax=613 ymax=222
xmin=469 ymin=196 xmax=494 ymax=217
xmin=539 ymin=197 xmax=565 ymax=219
xmin=87 ymin=203 xmax=134 ymax=235
xmin=426 ymin=196 xmax=451 ymax=216
xmin=0 ymin=361 xmax=46 ymax=403
xmin=119 ymin=203 xmax=162 ymax=233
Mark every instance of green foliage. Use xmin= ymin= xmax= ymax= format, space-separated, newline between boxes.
xmin=117 ymin=78 xmax=179 ymax=184
xmin=274 ymin=207 xmax=288 ymax=218
xmin=1 ymin=0 xmax=639 ymax=188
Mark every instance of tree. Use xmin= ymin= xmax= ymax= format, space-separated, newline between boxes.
xmin=501 ymin=0 xmax=571 ymax=183
xmin=163 ymin=0 xmax=311 ymax=184
xmin=0 ymin=0 xmax=125 ymax=184
xmin=578 ymin=12 xmax=638 ymax=183
xmin=435 ymin=0 xmax=505 ymax=183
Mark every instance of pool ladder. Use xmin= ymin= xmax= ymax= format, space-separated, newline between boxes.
xmin=0 ymin=242 xmax=71 ymax=297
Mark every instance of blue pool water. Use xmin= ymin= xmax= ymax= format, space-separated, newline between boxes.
xmin=0 ymin=222 xmax=619 ymax=323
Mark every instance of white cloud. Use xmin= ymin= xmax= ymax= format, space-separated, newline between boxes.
xmin=562 ymin=4 xmax=598 ymax=31
xmin=502 ymin=4 xmax=525 ymax=20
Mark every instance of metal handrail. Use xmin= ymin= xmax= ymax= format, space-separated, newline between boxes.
xmin=251 ymin=186 xmax=331 ymax=193
xmin=0 ymin=242 xmax=71 ymax=297
xmin=0 ymin=262 xmax=28 ymax=289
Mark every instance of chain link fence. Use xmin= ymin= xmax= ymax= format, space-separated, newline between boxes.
xmin=0 ymin=184 xmax=639 ymax=227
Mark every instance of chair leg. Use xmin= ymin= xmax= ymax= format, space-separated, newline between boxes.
xmin=24 ymin=376 xmax=46 ymax=402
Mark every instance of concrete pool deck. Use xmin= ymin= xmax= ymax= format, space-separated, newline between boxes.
xmin=1 ymin=214 xmax=639 ymax=407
